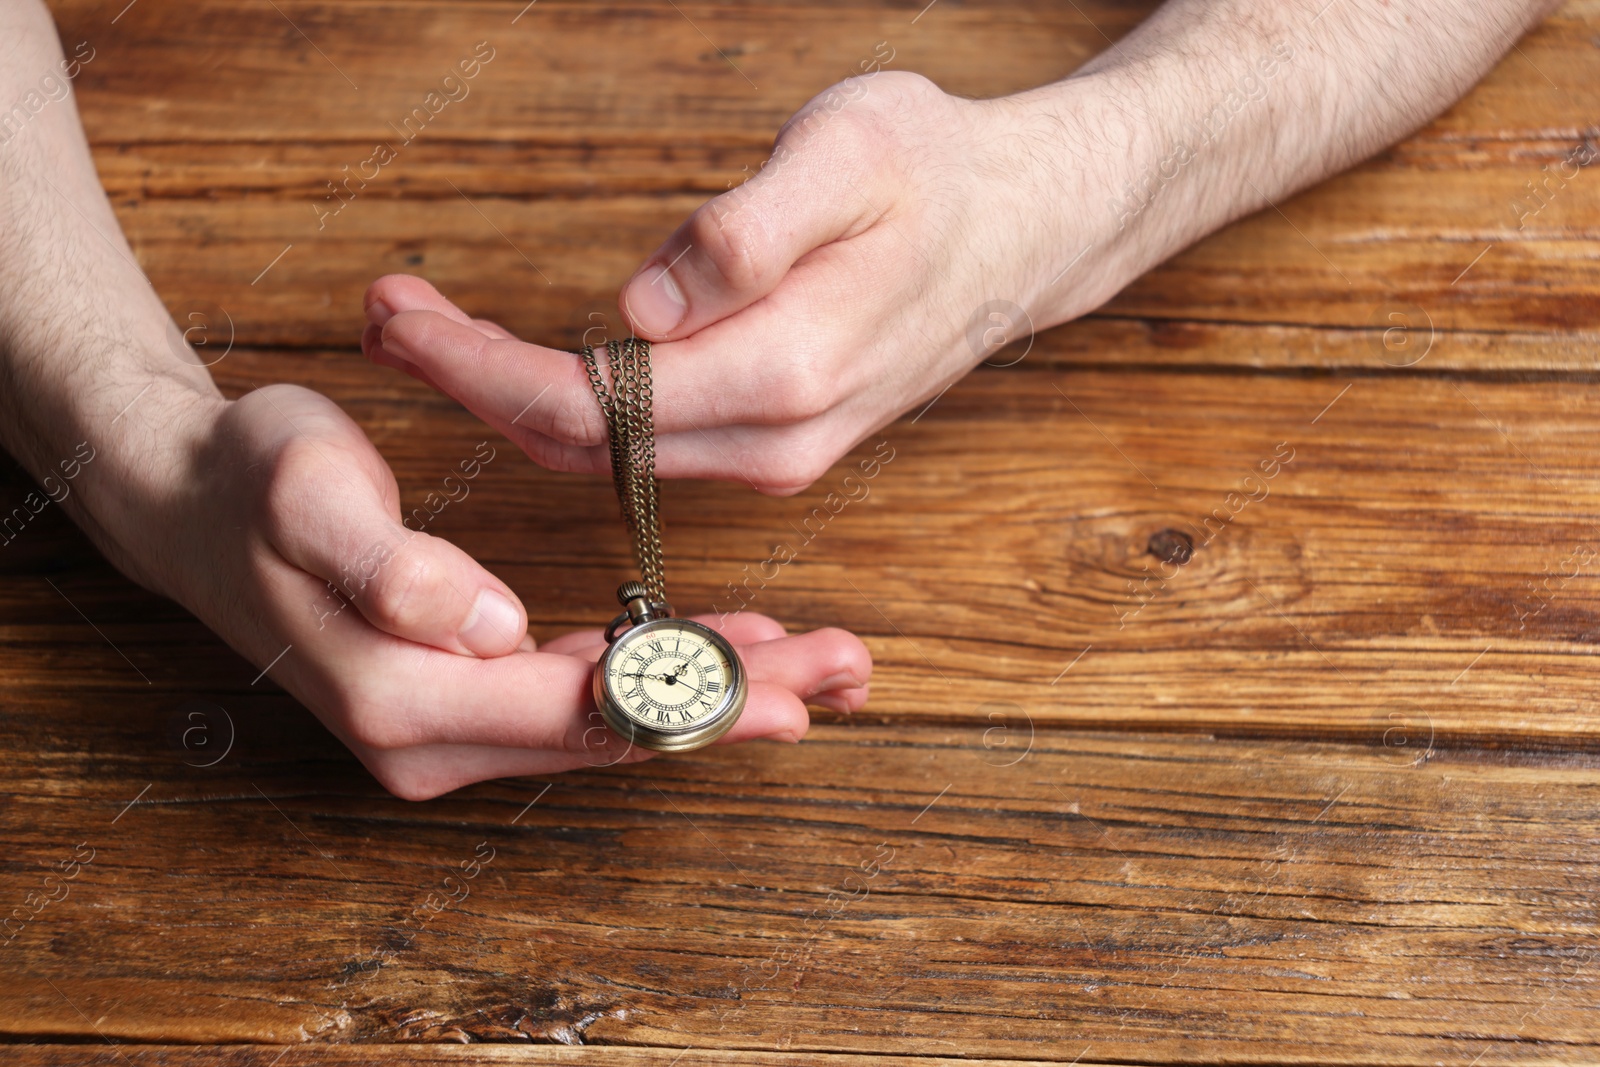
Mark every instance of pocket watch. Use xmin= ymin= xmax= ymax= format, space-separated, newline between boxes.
xmin=580 ymin=337 xmax=748 ymax=752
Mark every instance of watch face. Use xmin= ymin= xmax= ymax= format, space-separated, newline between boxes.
xmin=603 ymin=620 xmax=737 ymax=731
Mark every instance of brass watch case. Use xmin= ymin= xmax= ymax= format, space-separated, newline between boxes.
xmin=594 ymin=616 xmax=748 ymax=753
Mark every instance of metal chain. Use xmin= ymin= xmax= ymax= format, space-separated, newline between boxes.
xmin=580 ymin=337 xmax=665 ymax=602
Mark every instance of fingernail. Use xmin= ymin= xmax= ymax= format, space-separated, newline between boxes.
xmin=816 ymin=670 xmax=864 ymax=693
xmin=459 ymin=589 xmax=522 ymax=656
xmin=809 ymin=695 xmax=851 ymax=714
xmin=380 ymin=324 xmax=415 ymax=363
xmin=625 ymin=265 xmax=687 ymax=336
xmin=774 ymin=727 xmax=805 ymax=744
xmin=367 ymin=299 xmax=396 ymax=326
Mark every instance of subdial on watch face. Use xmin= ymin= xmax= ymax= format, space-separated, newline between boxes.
xmin=608 ymin=624 xmax=733 ymax=729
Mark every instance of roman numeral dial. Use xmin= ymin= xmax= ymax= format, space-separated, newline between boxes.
xmin=603 ymin=620 xmax=737 ymax=731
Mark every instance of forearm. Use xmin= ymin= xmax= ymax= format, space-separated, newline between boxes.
xmin=0 ymin=0 xmax=221 ymax=581
xmin=1018 ymin=0 xmax=1561 ymax=323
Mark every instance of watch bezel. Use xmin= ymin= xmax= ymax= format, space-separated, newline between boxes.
xmin=594 ymin=617 xmax=747 ymax=752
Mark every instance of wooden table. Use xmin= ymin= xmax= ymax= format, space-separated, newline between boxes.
xmin=3 ymin=1 xmax=1598 ymax=1062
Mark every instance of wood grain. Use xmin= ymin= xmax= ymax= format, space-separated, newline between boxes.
xmin=0 ymin=1052 xmax=1147 ymax=1067
xmin=7 ymin=349 xmax=1600 ymax=744
xmin=181 ymin=350 xmax=1600 ymax=744
xmin=46 ymin=0 xmax=1600 ymax=349
xmin=4 ymin=0 xmax=1599 ymax=1062
xmin=1 ymin=715 xmax=1597 ymax=1062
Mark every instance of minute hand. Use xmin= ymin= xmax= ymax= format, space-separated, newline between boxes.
xmin=664 ymin=671 xmax=704 ymax=697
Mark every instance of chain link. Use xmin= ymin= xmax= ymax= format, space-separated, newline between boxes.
xmin=580 ymin=338 xmax=665 ymax=602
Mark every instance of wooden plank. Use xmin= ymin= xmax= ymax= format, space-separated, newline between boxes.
xmin=1035 ymin=317 xmax=1598 ymax=375
xmin=0 ymin=1051 xmax=1132 ymax=1067
xmin=49 ymin=1 xmax=1595 ymax=145
xmin=197 ymin=352 xmax=1600 ymax=747
xmin=46 ymin=0 xmax=1141 ymax=145
xmin=6 ymin=353 xmax=1600 ymax=745
xmin=1 ymin=2 xmax=1595 ymax=1065
xmin=99 ymin=175 xmax=1600 ymax=353
xmin=41 ymin=0 xmax=1600 ymax=348
xmin=0 ymin=720 xmax=1596 ymax=1061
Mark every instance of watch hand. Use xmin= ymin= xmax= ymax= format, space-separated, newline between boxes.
xmin=621 ymin=667 xmax=696 ymax=682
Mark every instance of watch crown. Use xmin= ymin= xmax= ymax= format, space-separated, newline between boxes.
xmin=616 ymin=581 xmax=649 ymax=606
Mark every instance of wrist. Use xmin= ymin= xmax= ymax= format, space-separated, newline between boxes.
xmin=62 ymin=376 xmax=229 ymax=600
xmin=979 ymin=75 xmax=1169 ymax=331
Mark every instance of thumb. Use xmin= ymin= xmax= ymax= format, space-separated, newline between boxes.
xmin=266 ymin=442 xmax=527 ymax=658
xmin=619 ymin=91 xmax=884 ymax=340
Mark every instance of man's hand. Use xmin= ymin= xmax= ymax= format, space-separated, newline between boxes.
xmin=364 ymin=72 xmax=1075 ymax=494
xmin=113 ymin=385 xmax=872 ymax=800
xmin=0 ymin=0 xmax=869 ymax=801
xmin=363 ymin=0 xmax=1558 ymax=496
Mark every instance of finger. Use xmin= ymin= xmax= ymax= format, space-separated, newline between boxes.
xmin=518 ymin=628 xmax=865 ymax=743
xmin=618 ymin=91 xmax=885 ymax=340
xmin=534 ymin=632 xmax=602 ymax=657
xmin=377 ymin=309 xmax=607 ymax=443
xmin=347 ymin=740 xmax=656 ymax=802
xmin=255 ymin=560 xmax=834 ymax=800
xmin=473 ymin=317 xmax=516 ymax=341
xmin=622 ymin=234 xmax=894 ymax=489
xmin=259 ymin=430 xmax=527 ymax=658
xmin=365 ymin=274 xmax=513 ymax=338
xmin=326 ymin=643 xmax=810 ymax=753
xmin=343 ymin=680 xmax=811 ymax=800
xmin=369 ymin=303 xmax=869 ymax=493
xmin=320 ymin=622 xmax=868 ymax=751
xmin=726 ymin=682 xmax=807 ymax=745
xmin=366 ymin=315 xmax=800 ymax=489
xmin=260 ymin=555 xmax=597 ymax=755
xmin=811 ymin=685 xmax=869 ymax=715
xmin=377 ymin=299 xmax=837 ymax=445
xmin=702 ymin=610 xmax=790 ymax=643
xmin=740 ymin=627 xmax=871 ymax=709
xmin=374 ymin=309 xmax=727 ymax=472
xmin=538 ymin=611 xmax=789 ymax=658
xmin=373 ymin=292 xmax=875 ymax=492
xmin=363 ymin=274 xmax=515 ymax=379
xmin=362 ymin=322 xmax=449 ymax=394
